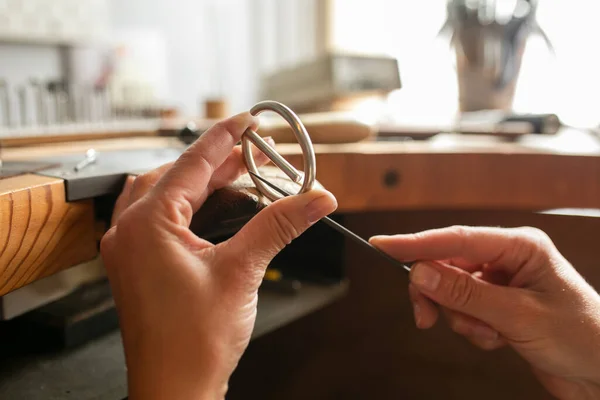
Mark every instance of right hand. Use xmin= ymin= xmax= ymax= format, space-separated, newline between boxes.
xmin=101 ymin=112 xmax=338 ymax=399
xmin=370 ymin=226 xmax=600 ymax=400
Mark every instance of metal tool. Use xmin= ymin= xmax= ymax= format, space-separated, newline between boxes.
xmin=55 ymin=91 xmax=68 ymax=124
xmin=0 ymin=79 xmax=11 ymax=128
xmin=30 ymin=79 xmax=47 ymax=125
xmin=242 ymin=100 xmax=412 ymax=274
xmin=74 ymin=149 xmax=97 ymax=172
xmin=249 ymin=171 xmax=412 ymax=273
xmin=17 ymin=86 xmax=28 ymax=126
xmin=242 ymin=101 xmax=315 ymax=201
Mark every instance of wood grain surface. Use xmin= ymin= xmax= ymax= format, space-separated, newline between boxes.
xmin=1 ymin=130 xmax=599 ymax=296
xmin=278 ymin=135 xmax=600 ymax=212
xmin=0 ymin=175 xmax=97 ymax=296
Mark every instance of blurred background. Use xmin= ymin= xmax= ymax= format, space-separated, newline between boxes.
xmin=1 ymin=0 xmax=599 ymax=137
xmin=3 ymin=3 xmax=600 ymax=399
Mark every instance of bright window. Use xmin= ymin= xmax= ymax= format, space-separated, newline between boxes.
xmin=328 ymin=0 xmax=600 ymax=128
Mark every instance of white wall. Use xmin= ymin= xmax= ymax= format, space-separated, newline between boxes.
xmin=109 ymin=0 xmax=258 ymax=116
xmin=0 ymin=0 xmax=320 ymax=118
xmin=0 ymin=44 xmax=62 ymax=87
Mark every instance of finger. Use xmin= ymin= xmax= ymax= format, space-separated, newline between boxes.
xmin=152 ymin=112 xmax=259 ymax=224
xmin=441 ymin=261 xmax=510 ymax=286
xmin=481 ymin=264 xmax=512 ymax=286
xmin=209 ymin=137 xmax=275 ymax=191
xmin=444 ymin=258 xmax=482 ymax=272
xmin=126 ymin=137 xmax=274 ymax=210
xmin=369 ymin=225 xmax=549 ymax=276
xmin=128 ymin=162 xmax=175 ymax=206
xmin=218 ymin=189 xmax=338 ymax=288
xmin=409 ymin=284 xmax=439 ymax=329
xmin=111 ymin=175 xmax=136 ymax=227
xmin=408 ymin=260 xmax=526 ymax=327
xmin=124 ymin=137 xmax=273 ymax=210
xmin=442 ymin=308 xmax=501 ymax=344
xmin=443 ymin=308 xmax=506 ymax=350
xmin=465 ymin=335 xmax=507 ymax=351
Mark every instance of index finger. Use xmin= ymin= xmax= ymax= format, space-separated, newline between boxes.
xmin=152 ymin=112 xmax=259 ymax=222
xmin=369 ymin=226 xmax=544 ymax=275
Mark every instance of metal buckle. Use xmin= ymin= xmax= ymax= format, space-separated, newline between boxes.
xmin=242 ymin=101 xmax=316 ymax=201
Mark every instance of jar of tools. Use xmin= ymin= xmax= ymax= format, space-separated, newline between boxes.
xmin=438 ymin=0 xmax=552 ymax=112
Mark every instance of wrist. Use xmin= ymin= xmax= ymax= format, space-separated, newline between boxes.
xmin=127 ymin=363 xmax=227 ymax=400
xmin=123 ymin=334 xmax=230 ymax=400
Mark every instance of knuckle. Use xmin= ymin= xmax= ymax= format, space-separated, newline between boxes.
xmin=447 ymin=225 xmax=471 ymax=252
xmin=112 ymin=209 xmax=151 ymax=244
xmin=113 ymin=212 xmax=137 ymax=238
xmin=214 ymin=118 xmax=242 ymax=143
xmin=158 ymin=194 xmax=191 ymax=225
xmin=510 ymin=227 xmax=555 ymax=262
xmin=180 ymin=149 xmax=213 ymax=177
xmin=516 ymin=227 xmax=552 ymax=247
xmin=269 ymin=211 xmax=302 ymax=249
xmin=510 ymin=292 xmax=544 ymax=330
xmin=446 ymin=273 xmax=476 ymax=308
xmin=131 ymin=172 xmax=158 ymax=194
xmin=448 ymin=316 xmax=467 ymax=335
xmin=99 ymin=228 xmax=116 ymax=258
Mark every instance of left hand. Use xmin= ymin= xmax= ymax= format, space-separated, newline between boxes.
xmin=370 ymin=226 xmax=600 ymax=400
xmin=101 ymin=112 xmax=338 ymax=400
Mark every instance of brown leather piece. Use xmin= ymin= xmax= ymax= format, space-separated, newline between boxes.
xmin=190 ymin=166 xmax=323 ymax=240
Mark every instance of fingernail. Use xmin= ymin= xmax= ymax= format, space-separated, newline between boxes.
xmin=413 ymin=302 xmax=422 ymax=328
xmin=369 ymin=235 xmax=389 ymax=243
xmin=410 ymin=262 xmax=441 ymax=292
xmin=473 ymin=324 xmax=499 ymax=341
xmin=306 ymin=192 xmax=337 ymax=224
xmin=263 ymin=136 xmax=274 ymax=146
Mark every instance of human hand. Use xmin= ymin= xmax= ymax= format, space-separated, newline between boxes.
xmin=100 ymin=113 xmax=337 ymax=400
xmin=370 ymin=226 xmax=600 ymax=400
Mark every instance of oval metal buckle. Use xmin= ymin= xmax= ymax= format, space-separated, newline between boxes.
xmin=242 ymin=101 xmax=316 ymax=201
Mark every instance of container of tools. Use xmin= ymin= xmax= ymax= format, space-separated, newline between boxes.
xmin=439 ymin=0 xmax=552 ymax=112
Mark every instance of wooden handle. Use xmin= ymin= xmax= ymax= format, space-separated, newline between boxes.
xmin=257 ymin=112 xmax=375 ymax=144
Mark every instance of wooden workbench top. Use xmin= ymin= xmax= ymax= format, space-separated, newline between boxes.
xmin=0 ymin=174 xmax=96 ymax=296
xmin=1 ymin=128 xmax=599 ymax=295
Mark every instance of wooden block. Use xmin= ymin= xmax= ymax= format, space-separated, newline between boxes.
xmin=0 ymin=174 xmax=97 ymax=296
xmin=204 ymin=99 xmax=229 ymax=119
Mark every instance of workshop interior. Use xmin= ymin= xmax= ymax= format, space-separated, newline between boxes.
xmin=1 ymin=0 xmax=599 ymax=399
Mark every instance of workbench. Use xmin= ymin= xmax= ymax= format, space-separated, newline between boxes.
xmin=1 ymin=127 xmax=600 ymax=399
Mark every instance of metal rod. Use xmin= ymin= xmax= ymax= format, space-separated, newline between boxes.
xmin=18 ymin=86 xmax=27 ymax=126
xmin=248 ymin=171 xmax=412 ymax=274
xmin=244 ymin=128 xmax=302 ymax=183
xmin=0 ymin=79 xmax=11 ymax=128
xmin=30 ymin=79 xmax=46 ymax=125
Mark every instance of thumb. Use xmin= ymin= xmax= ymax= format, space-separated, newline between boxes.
xmin=410 ymin=261 xmax=522 ymax=328
xmin=224 ymin=188 xmax=337 ymax=270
